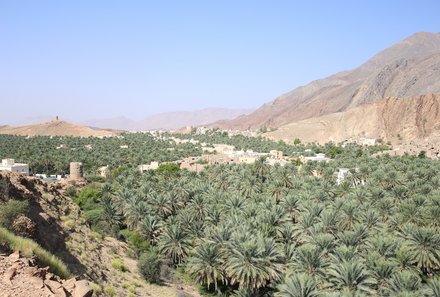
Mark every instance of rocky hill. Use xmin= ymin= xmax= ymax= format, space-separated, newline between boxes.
xmin=0 ymin=250 xmax=93 ymax=297
xmin=0 ymin=172 xmax=200 ymax=297
xmin=0 ymin=119 xmax=121 ymax=137
xmin=213 ymin=32 xmax=440 ymax=130
xmin=266 ymin=93 xmax=440 ymax=144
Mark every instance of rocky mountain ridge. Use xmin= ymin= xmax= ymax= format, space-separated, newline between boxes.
xmin=265 ymin=93 xmax=440 ymax=144
xmin=83 ymin=107 xmax=254 ymax=131
xmin=213 ymin=32 xmax=440 ymax=131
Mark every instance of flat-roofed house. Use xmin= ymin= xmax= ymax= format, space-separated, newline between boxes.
xmin=0 ymin=159 xmax=29 ymax=175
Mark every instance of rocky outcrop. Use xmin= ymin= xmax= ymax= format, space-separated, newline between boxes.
xmin=0 ymin=251 xmax=92 ymax=297
xmin=12 ymin=215 xmax=37 ymax=239
xmin=213 ymin=32 xmax=440 ymax=130
xmin=266 ymin=93 xmax=440 ymax=145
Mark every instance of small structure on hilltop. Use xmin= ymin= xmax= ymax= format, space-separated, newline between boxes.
xmin=0 ymin=159 xmax=29 ymax=175
xmin=69 ymin=162 xmax=83 ymax=180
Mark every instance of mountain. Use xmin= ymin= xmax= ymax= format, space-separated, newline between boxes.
xmin=266 ymin=93 xmax=440 ymax=144
xmin=82 ymin=116 xmax=137 ymax=131
xmin=137 ymin=108 xmax=253 ymax=130
xmin=84 ymin=108 xmax=254 ymax=131
xmin=0 ymin=119 xmax=121 ymax=137
xmin=213 ymin=32 xmax=440 ymax=130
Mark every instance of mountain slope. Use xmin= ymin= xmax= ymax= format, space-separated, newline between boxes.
xmin=266 ymin=93 xmax=440 ymax=144
xmin=82 ymin=116 xmax=138 ymax=131
xmin=0 ymin=119 xmax=121 ymax=137
xmin=214 ymin=32 xmax=440 ymax=130
xmin=82 ymin=108 xmax=254 ymax=131
xmin=138 ymin=107 xmax=253 ymax=130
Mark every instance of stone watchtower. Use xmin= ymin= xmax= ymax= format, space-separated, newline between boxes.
xmin=69 ymin=162 xmax=83 ymax=180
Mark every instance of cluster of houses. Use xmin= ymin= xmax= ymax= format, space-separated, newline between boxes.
xmin=176 ymin=145 xmax=291 ymax=172
xmin=137 ymin=142 xmax=333 ymax=173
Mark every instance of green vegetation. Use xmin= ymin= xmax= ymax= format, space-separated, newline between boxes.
xmin=5 ymin=131 xmax=427 ymax=296
xmin=119 ymin=229 xmax=150 ymax=256
xmin=0 ymin=133 xmax=202 ymax=175
xmin=103 ymin=286 xmax=116 ymax=296
xmin=138 ymin=249 xmax=161 ymax=284
xmin=111 ymin=257 xmax=129 ymax=272
xmin=0 ymin=199 xmax=29 ymax=229
xmin=0 ymin=227 xmax=70 ymax=278
xmin=156 ymin=163 xmax=180 ymax=175
xmin=90 ymin=147 xmax=439 ymax=296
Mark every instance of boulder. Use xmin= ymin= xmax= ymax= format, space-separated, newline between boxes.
xmin=12 ymin=215 xmax=37 ymax=238
xmin=72 ymin=279 xmax=93 ymax=297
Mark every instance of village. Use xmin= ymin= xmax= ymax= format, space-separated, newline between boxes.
xmin=2 ymin=132 xmax=438 ymax=188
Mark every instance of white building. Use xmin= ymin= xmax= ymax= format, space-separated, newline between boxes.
xmin=138 ymin=161 xmax=159 ymax=172
xmin=0 ymin=159 xmax=29 ymax=175
xmin=336 ymin=168 xmax=351 ymax=185
xmin=269 ymin=150 xmax=284 ymax=159
xmin=304 ymin=153 xmax=331 ymax=163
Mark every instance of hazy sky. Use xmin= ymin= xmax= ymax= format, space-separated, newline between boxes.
xmin=1 ymin=1 xmax=439 ymax=123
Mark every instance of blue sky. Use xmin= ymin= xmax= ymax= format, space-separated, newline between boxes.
xmin=0 ymin=1 xmax=439 ymax=123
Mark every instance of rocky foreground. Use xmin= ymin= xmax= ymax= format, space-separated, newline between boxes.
xmin=0 ymin=251 xmax=92 ymax=297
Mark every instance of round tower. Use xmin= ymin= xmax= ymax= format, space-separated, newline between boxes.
xmin=69 ymin=162 xmax=83 ymax=180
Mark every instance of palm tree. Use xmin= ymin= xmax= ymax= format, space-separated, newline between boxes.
xmin=424 ymin=276 xmax=440 ymax=297
xmin=281 ymin=194 xmax=301 ymax=223
xmin=253 ymin=158 xmax=270 ymax=183
xmin=402 ymin=226 xmax=440 ymax=274
xmin=138 ymin=215 xmax=162 ymax=245
xmin=123 ymin=194 xmax=149 ymax=230
xmin=151 ymin=194 xmax=173 ymax=219
xmin=158 ymin=223 xmax=192 ymax=265
xmin=275 ymin=273 xmax=320 ymax=297
xmin=328 ymin=261 xmax=376 ymax=294
xmin=259 ymin=237 xmax=284 ymax=283
xmin=386 ymin=271 xmax=422 ymax=296
xmin=186 ymin=241 xmax=224 ymax=291
xmin=366 ymin=255 xmax=396 ymax=289
xmin=224 ymin=239 xmax=268 ymax=289
xmin=99 ymin=194 xmax=121 ymax=234
xmin=290 ymin=244 xmax=328 ymax=280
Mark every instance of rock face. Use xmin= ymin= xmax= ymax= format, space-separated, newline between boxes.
xmin=266 ymin=93 xmax=440 ymax=144
xmin=12 ymin=215 xmax=37 ymax=239
xmin=213 ymin=32 xmax=440 ymax=130
xmin=0 ymin=251 xmax=92 ymax=297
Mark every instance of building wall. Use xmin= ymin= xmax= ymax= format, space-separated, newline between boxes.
xmin=239 ymin=156 xmax=256 ymax=164
xmin=0 ymin=165 xmax=29 ymax=175
xmin=70 ymin=162 xmax=83 ymax=179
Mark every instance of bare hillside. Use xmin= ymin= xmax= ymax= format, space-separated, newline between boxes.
xmin=0 ymin=119 xmax=121 ymax=137
xmin=214 ymin=32 xmax=440 ymax=130
xmin=266 ymin=93 xmax=440 ymax=144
